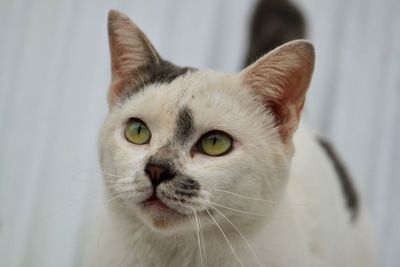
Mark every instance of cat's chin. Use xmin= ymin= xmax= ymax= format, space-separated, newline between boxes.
xmin=137 ymin=197 xmax=206 ymax=232
xmin=139 ymin=205 xmax=186 ymax=231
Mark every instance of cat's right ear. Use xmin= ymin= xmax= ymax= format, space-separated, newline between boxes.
xmin=107 ymin=10 xmax=161 ymax=106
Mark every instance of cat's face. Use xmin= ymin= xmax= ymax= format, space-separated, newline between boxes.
xmin=99 ymin=10 xmax=314 ymax=233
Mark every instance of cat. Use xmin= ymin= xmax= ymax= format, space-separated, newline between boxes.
xmin=86 ymin=4 xmax=375 ymax=267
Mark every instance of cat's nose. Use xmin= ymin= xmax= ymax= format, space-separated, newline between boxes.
xmin=144 ymin=163 xmax=175 ymax=187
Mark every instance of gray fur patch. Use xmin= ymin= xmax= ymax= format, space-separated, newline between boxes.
xmin=122 ymin=60 xmax=195 ymax=100
xmin=175 ymin=106 xmax=195 ymax=145
xmin=149 ymin=60 xmax=194 ymax=84
xmin=180 ymin=179 xmax=201 ymax=191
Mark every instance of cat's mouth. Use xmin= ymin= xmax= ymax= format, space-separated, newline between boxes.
xmin=140 ymin=192 xmax=188 ymax=218
xmin=142 ymin=194 xmax=172 ymax=211
xmin=140 ymin=188 xmax=203 ymax=215
xmin=138 ymin=191 xmax=209 ymax=230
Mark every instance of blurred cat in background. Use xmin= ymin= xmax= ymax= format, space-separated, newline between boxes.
xmin=87 ymin=1 xmax=375 ymax=266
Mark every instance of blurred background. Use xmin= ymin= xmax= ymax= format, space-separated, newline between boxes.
xmin=0 ymin=0 xmax=399 ymax=266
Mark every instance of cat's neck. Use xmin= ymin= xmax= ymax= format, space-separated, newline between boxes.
xmin=112 ymin=212 xmax=242 ymax=267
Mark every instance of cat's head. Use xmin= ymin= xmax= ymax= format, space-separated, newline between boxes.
xmin=99 ymin=10 xmax=314 ymax=233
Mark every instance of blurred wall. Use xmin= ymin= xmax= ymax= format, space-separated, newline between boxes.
xmin=0 ymin=0 xmax=399 ymax=266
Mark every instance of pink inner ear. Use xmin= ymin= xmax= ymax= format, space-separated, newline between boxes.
xmin=244 ymin=68 xmax=308 ymax=140
xmin=241 ymin=40 xmax=315 ymax=141
xmin=269 ymin=70 xmax=309 ymax=139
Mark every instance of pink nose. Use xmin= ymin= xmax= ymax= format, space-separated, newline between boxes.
xmin=144 ymin=163 xmax=175 ymax=187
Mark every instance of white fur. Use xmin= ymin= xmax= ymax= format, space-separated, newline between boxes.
xmin=86 ymin=69 xmax=375 ymax=267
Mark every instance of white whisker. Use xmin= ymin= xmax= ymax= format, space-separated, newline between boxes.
xmin=205 ymin=209 xmax=244 ymax=267
xmin=210 ymin=189 xmax=275 ymax=203
xmin=210 ymin=188 xmax=306 ymax=206
xmin=193 ymin=208 xmax=205 ymax=267
xmin=198 ymin=211 xmax=208 ymax=267
xmin=211 ymin=205 xmax=263 ymax=267
xmin=200 ymin=198 xmax=271 ymax=217
xmin=102 ymin=171 xmax=130 ymax=178
xmin=75 ymin=168 xmax=129 ymax=179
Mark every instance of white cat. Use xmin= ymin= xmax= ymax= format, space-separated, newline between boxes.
xmin=86 ymin=9 xmax=375 ymax=267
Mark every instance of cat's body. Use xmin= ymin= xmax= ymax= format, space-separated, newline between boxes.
xmin=86 ymin=4 xmax=375 ymax=267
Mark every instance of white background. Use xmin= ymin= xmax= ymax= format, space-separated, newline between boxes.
xmin=0 ymin=0 xmax=399 ymax=266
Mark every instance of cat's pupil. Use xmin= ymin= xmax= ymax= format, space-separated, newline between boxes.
xmin=137 ymin=125 xmax=142 ymax=134
xmin=212 ymin=137 xmax=217 ymax=145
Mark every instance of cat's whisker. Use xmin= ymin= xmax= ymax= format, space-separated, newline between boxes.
xmin=198 ymin=210 xmax=208 ymax=267
xmin=102 ymin=180 xmax=136 ymax=188
xmin=188 ymin=214 xmax=202 ymax=266
xmin=210 ymin=188 xmax=307 ymax=207
xmin=102 ymin=171 xmax=131 ymax=178
xmin=199 ymin=198 xmax=272 ymax=217
xmin=205 ymin=209 xmax=245 ymax=267
xmin=210 ymin=205 xmax=263 ymax=267
xmin=210 ymin=189 xmax=276 ymax=203
xmin=104 ymin=191 xmax=133 ymax=206
xmin=102 ymin=176 xmax=136 ymax=186
xmin=75 ymin=168 xmax=130 ymax=179
xmin=192 ymin=208 xmax=205 ymax=267
xmin=110 ymin=186 xmax=137 ymax=194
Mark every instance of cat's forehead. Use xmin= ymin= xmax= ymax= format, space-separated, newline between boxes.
xmin=120 ymin=70 xmax=255 ymax=119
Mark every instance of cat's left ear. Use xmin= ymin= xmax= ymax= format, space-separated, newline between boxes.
xmin=107 ymin=10 xmax=161 ymax=106
xmin=240 ymin=40 xmax=315 ymax=141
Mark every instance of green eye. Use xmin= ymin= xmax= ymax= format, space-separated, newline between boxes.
xmin=124 ymin=118 xmax=151 ymax=145
xmin=198 ymin=131 xmax=233 ymax=156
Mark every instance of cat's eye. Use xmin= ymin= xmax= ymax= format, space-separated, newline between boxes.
xmin=197 ymin=131 xmax=233 ymax=156
xmin=124 ymin=118 xmax=151 ymax=145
